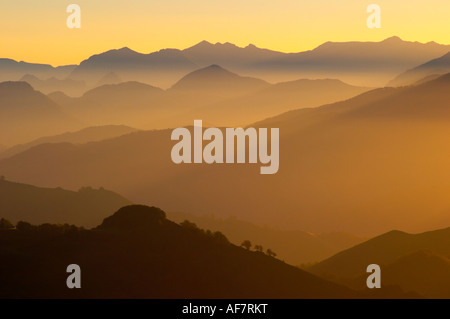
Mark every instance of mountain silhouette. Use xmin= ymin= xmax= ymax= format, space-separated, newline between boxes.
xmin=69 ymin=47 xmax=197 ymax=88
xmin=0 ymin=81 xmax=82 ymax=146
xmin=182 ymin=41 xmax=284 ymax=68
xmin=0 ymin=178 xmax=130 ymax=227
xmin=308 ymin=227 xmax=450 ymax=298
xmin=54 ymin=37 xmax=450 ymax=88
xmin=249 ymin=36 xmax=450 ymax=86
xmin=170 ymin=64 xmax=269 ymax=96
xmin=0 ymin=205 xmax=360 ymax=298
xmin=388 ymin=51 xmax=450 ymax=86
xmin=0 ymin=125 xmax=138 ymax=159
xmin=379 ymin=250 xmax=450 ymax=298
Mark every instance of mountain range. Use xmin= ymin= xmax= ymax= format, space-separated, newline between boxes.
xmin=0 ymin=81 xmax=83 ymax=146
xmin=0 ymin=58 xmax=75 ymax=83
xmin=2 ymin=37 xmax=450 ymax=93
xmin=2 ymin=74 xmax=450 ymax=235
xmin=46 ymin=65 xmax=370 ymax=129
xmin=67 ymin=37 xmax=450 ymax=88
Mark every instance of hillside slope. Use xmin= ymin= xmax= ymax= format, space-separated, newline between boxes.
xmin=0 ymin=205 xmax=359 ymax=299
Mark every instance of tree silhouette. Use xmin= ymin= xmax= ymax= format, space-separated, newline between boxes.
xmin=266 ymin=249 xmax=277 ymax=258
xmin=180 ymin=220 xmax=199 ymax=230
xmin=16 ymin=221 xmax=34 ymax=231
xmin=254 ymin=244 xmax=263 ymax=252
xmin=241 ymin=240 xmax=252 ymax=250
xmin=0 ymin=218 xmax=14 ymax=229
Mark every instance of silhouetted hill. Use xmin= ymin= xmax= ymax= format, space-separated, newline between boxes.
xmin=0 ymin=205 xmax=360 ymax=298
xmin=47 ymin=91 xmax=73 ymax=105
xmin=0 ymin=81 xmax=83 ymax=145
xmin=308 ymin=227 xmax=450 ymax=298
xmin=170 ymin=64 xmax=269 ymax=96
xmin=379 ymin=251 xmax=450 ymax=298
xmin=388 ymin=51 xmax=450 ymax=86
xmin=59 ymin=82 xmax=167 ymax=127
xmin=0 ymin=178 xmax=130 ymax=227
xmin=0 ymin=125 xmax=138 ymax=159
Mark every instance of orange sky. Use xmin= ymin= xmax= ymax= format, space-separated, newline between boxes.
xmin=1 ymin=0 xmax=449 ymax=66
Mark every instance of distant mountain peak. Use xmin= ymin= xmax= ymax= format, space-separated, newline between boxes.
xmin=170 ymin=64 xmax=268 ymax=92
xmin=20 ymin=74 xmax=41 ymax=82
xmin=186 ymin=40 xmax=214 ymax=50
xmin=198 ymin=40 xmax=212 ymax=45
xmin=206 ymin=64 xmax=225 ymax=70
xmin=383 ymin=36 xmax=403 ymax=42
xmin=186 ymin=41 xmax=243 ymax=52
xmin=97 ymin=47 xmax=140 ymax=58
xmin=117 ymin=46 xmax=134 ymax=52
xmin=188 ymin=64 xmax=231 ymax=75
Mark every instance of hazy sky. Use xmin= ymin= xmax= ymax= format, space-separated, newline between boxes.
xmin=1 ymin=0 xmax=449 ymax=65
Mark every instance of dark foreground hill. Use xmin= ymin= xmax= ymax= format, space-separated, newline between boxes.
xmin=0 ymin=205 xmax=365 ymax=299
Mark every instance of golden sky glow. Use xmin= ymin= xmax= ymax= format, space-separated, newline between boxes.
xmin=1 ymin=0 xmax=449 ymax=66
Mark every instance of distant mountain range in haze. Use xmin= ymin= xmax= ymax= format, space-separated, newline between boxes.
xmin=2 ymin=73 xmax=450 ymax=235
xmin=0 ymin=64 xmax=369 ymax=141
xmin=53 ymin=65 xmax=370 ymax=128
xmin=0 ymin=81 xmax=83 ymax=146
xmin=0 ymin=58 xmax=75 ymax=83
xmin=2 ymin=37 xmax=449 ymax=92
